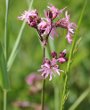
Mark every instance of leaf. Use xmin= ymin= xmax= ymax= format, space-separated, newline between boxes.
xmin=69 ymin=88 xmax=90 ymax=110
xmin=7 ymin=0 xmax=34 ymax=72
xmin=0 ymin=42 xmax=10 ymax=90
xmin=4 ymin=0 xmax=9 ymax=60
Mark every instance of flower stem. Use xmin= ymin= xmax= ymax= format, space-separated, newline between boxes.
xmin=60 ymin=74 xmax=68 ymax=110
xmin=3 ymin=90 xmax=7 ymax=110
xmin=41 ymin=47 xmax=46 ymax=110
xmin=41 ymin=79 xmax=45 ymax=110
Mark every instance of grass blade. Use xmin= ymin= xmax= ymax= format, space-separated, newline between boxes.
xmin=69 ymin=88 xmax=90 ymax=110
xmin=0 ymin=42 xmax=10 ymax=90
xmin=4 ymin=0 xmax=9 ymax=60
xmin=7 ymin=0 xmax=34 ymax=71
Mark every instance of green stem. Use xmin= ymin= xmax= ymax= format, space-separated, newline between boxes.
xmin=41 ymin=79 xmax=45 ymax=110
xmin=3 ymin=0 xmax=9 ymax=109
xmin=41 ymin=47 xmax=46 ymax=110
xmin=3 ymin=90 xmax=7 ymax=110
xmin=60 ymin=74 xmax=68 ymax=110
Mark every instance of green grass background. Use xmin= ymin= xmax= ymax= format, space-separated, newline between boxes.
xmin=0 ymin=0 xmax=90 ymax=110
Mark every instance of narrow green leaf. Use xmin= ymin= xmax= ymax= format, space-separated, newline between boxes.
xmin=4 ymin=0 xmax=9 ymax=60
xmin=0 ymin=42 xmax=10 ymax=90
xmin=69 ymin=88 xmax=90 ymax=110
xmin=7 ymin=0 xmax=34 ymax=71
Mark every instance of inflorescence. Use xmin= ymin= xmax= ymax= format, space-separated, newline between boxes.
xmin=18 ymin=5 xmax=76 ymax=80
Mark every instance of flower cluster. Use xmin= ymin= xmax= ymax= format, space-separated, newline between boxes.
xmin=18 ymin=5 xmax=76 ymax=80
xmin=18 ymin=5 xmax=76 ymax=45
xmin=38 ymin=50 xmax=67 ymax=80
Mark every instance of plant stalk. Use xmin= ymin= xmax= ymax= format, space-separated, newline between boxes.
xmin=41 ymin=47 xmax=46 ymax=110
xmin=3 ymin=0 xmax=9 ymax=110
xmin=41 ymin=79 xmax=45 ymax=110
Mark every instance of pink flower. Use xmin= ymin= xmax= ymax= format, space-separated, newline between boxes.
xmin=38 ymin=58 xmax=63 ymax=81
xmin=26 ymin=74 xmax=42 ymax=94
xmin=66 ymin=32 xmax=72 ymax=43
xmin=26 ymin=74 xmax=42 ymax=85
xmin=37 ymin=19 xmax=58 ymax=40
xmin=58 ymin=57 xmax=66 ymax=63
xmin=18 ymin=10 xmax=40 ymax=28
xmin=51 ymin=51 xmax=57 ymax=58
xmin=13 ymin=101 xmax=48 ymax=110
xmin=56 ymin=11 xmax=77 ymax=43
xmin=50 ymin=26 xmax=58 ymax=39
xmin=59 ymin=49 xmax=66 ymax=57
xmin=37 ymin=19 xmax=51 ymax=37
xmin=38 ymin=50 xmax=67 ymax=80
xmin=46 ymin=5 xmax=65 ymax=20
xmin=13 ymin=101 xmax=30 ymax=108
xmin=57 ymin=49 xmax=67 ymax=63
xmin=18 ymin=5 xmax=77 ymax=45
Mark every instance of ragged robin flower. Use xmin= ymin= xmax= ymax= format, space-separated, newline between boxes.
xmin=18 ymin=5 xmax=76 ymax=45
xmin=38 ymin=50 xmax=67 ymax=80
xmin=45 ymin=4 xmax=65 ymax=20
xmin=18 ymin=10 xmax=41 ymax=28
xmin=38 ymin=58 xmax=61 ymax=81
xmin=56 ymin=11 xmax=77 ymax=43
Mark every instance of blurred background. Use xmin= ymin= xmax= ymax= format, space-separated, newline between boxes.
xmin=0 ymin=0 xmax=90 ymax=110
